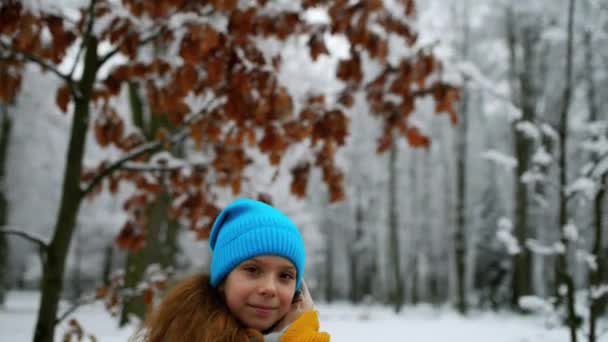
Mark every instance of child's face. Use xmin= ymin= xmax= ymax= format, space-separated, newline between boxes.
xmin=222 ymin=255 xmax=297 ymax=331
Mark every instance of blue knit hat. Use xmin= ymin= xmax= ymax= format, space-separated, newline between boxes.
xmin=209 ymin=198 xmax=306 ymax=289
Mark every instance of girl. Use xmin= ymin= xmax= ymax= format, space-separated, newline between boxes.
xmin=139 ymin=198 xmax=330 ymax=342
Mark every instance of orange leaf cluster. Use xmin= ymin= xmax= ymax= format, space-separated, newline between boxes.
xmin=117 ymin=131 xmax=147 ymax=154
xmin=62 ymin=319 xmax=97 ymax=342
xmin=212 ymin=145 xmax=251 ymax=194
xmin=316 ymin=143 xmax=345 ymax=202
xmin=1 ymin=4 xmax=76 ymax=65
xmin=123 ymin=0 xmax=183 ymax=18
xmin=94 ymin=108 xmax=125 ymax=147
xmin=0 ymin=2 xmax=23 ymax=35
xmin=180 ymin=25 xmax=222 ymax=65
xmin=116 ymin=219 xmax=146 ymax=252
xmin=146 ymin=82 xmax=190 ymax=124
xmin=379 ymin=16 xmax=417 ymax=46
xmin=2 ymin=0 xmax=460 ymax=264
xmin=228 ymin=8 xmax=257 ymax=45
xmin=41 ymin=15 xmax=76 ymax=63
xmin=337 ymin=52 xmax=362 ymax=86
xmin=433 ymin=84 xmax=460 ymax=125
xmin=312 ymin=110 xmax=349 ymax=147
xmin=0 ymin=60 xmax=22 ymax=103
xmin=405 ymin=126 xmax=430 ymax=148
xmin=308 ymin=33 xmax=329 ymax=61
xmin=54 ymin=85 xmax=71 ymax=113
xmin=254 ymin=13 xmax=301 ymax=40
xmin=259 ymin=125 xmax=287 ymax=165
xmin=290 ymin=162 xmax=311 ymax=198
xmin=95 ymin=264 xmax=173 ymax=318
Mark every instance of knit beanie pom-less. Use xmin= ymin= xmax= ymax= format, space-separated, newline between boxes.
xmin=209 ymin=199 xmax=306 ymax=289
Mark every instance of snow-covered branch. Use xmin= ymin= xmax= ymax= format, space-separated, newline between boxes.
xmin=0 ymin=228 xmax=49 ymax=251
xmin=81 ymin=99 xmax=219 ymax=196
xmin=0 ymin=41 xmax=74 ymax=87
xmin=55 ymin=293 xmax=97 ymax=326
xmin=97 ymin=30 xmax=162 ymax=68
xmin=68 ymin=0 xmax=96 ymax=79
xmin=121 ymin=160 xmax=208 ymax=173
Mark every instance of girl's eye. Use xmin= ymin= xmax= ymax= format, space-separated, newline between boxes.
xmin=280 ymin=272 xmax=295 ymax=280
xmin=243 ymin=266 xmax=258 ymax=274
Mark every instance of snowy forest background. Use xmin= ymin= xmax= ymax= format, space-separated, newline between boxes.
xmin=0 ymin=0 xmax=607 ymax=341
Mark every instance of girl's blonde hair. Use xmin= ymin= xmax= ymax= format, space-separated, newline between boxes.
xmin=136 ymin=273 xmax=264 ymax=342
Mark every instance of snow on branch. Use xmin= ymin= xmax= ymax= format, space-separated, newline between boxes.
xmin=525 ymin=239 xmax=557 ymax=255
xmin=516 ymin=121 xmax=541 ymax=141
xmin=565 ymin=177 xmax=597 ymax=200
xmin=0 ymin=227 xmax=49 ymax=251
xmin=531 ymin=146 xmax=552 ymax=166
xmin=457 ymin=61 xmax=521 ymax=114
xmin=482 ymin=149 xmax=517 ymax=170
xmin=98 ymin=30 xmax=161 ymax=68
xmin=562 ymin=222 xmax=579 ymax=242
xmin=55 ymin=293 xmax=97 ymax=326
xmin=81 ymin=98 xmax=220 ymax=196
xmin=518 ymin=296 xmax=553 ymax=313
xmin=496 ymin=217 xmax=520 ymax=255
xmin=0 ymin=40 xmax=74 ymax=87
xmin=590 ymin=284 xmax=608 ymax=300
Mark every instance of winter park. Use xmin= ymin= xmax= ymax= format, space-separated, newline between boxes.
xmin=0 ymin=0 xmax=607 ymax=341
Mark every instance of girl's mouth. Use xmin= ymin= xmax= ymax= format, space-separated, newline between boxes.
xmin=249 ymin=305 xmax=275 ymax=316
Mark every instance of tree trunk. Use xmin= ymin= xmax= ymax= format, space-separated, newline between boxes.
xmin=0 ymin=104 xmax=12 ymax=306
xmin=506 ymin=7 xmax=537 ymax=308
xmin=557 ymin=1 xmax=577 ymax=341
xmin=120 ymin=190 xmax=169 ymax=326
xmin=584 ymin=26 xmax=605 ymax=342
xmin=101 ymin=243 xmax=113 ymax=286
xmin=33 ymin=37 xmax=98 ymax=342
xmin=120 ymin=82 xmax=179 ymax=325
xmin=454 ymin=0 xmax=470 ymax=314
xmin=388 ymin=141 xmax=403 ymax=312
xmin=349 ymin=197 xmax=364 ymax=303
xmin=455 ymin=99 xmax=468 ymax=314
xmin=589 ymin=177 xmax=605 ymax=342
xmin=324 ymin=218 xmax=334 ymax=303
xmin=411 ymin=255 xmax=419 ymax=305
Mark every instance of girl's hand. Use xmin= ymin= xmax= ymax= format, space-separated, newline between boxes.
xmin=272 ymin=280 xmax=314 ymax=332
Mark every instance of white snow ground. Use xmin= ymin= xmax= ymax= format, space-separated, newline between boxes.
xmin=1 ymin=291 xmax=589 ymax=341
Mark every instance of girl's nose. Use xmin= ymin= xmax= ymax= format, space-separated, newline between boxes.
xmin=257 ymin=275 xmax=277 ymax=297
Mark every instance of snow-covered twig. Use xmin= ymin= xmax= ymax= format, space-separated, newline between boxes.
xmin=81 ymin=98 xmax=220 ymax=196
xmin=97 ymin=30 xmax=162 ymax=68
xmin=54 ymin=293 xmax=97 ymax=326
xmin=81 ymin=131 xmax=187 ymax=196
xmin=459 ymin=65 xmax=521 ymax=111
xmin=68 ymin=0 xmax=96 ymax=79
xmin=0 ymin=41 xmax=74 ymax=87
xmin=0 ymin=228 xmax=48 ymax=251
xmin=121 ymin=161 xmax=208 ymax=173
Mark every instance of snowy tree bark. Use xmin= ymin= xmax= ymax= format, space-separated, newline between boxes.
xmin=506 ymin=7 xmax=535 ymax=308
xmin=0 ymin=103 xmax=11 ymax=306
xmin=409 ymin=150 xmax=419 ymax=305
xmin=120 ymin=82 xmax=178 ymax=325
xmin=33 ymin=35 xmax=98 ymax=342
xmin=454 ymin=0 xmax=470 ymax=314
xmin=323 ymin=215 xmax=335 ymax=303
xmin=349 ymin=193 xmax=364 ymax=303
xmin=556 ymin=1 xmax=578 ymax=341
xmin=120 ymin=191 xmax=170 ymax=326
xmin=584 ymin=26 xmax=605 ymax=342
xmin=101 ymin=243 xmax=113 ymax=287
xmin=388 ymin=141 xmax=403 ymax=312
